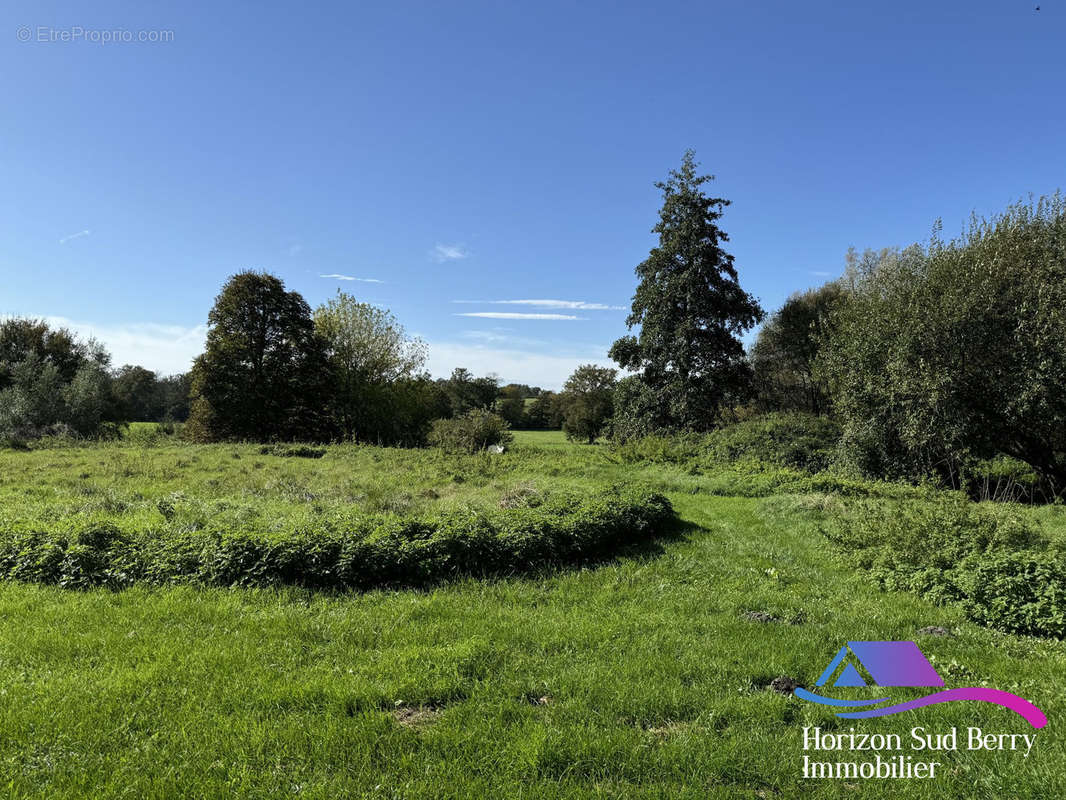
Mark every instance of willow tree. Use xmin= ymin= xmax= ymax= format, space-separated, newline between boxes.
xmin=818 ymin=196 xmax=1066 ymax=495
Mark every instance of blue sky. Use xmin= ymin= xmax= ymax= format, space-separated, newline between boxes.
xmin=2 ymin=1 xmax=1063 ymax=388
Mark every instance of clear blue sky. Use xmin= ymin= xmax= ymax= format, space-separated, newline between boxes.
xmin=2 ymin=1 xmax=1063 ymax=388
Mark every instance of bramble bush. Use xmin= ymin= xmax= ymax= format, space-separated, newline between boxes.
xmin=826 ymin=495 xmax=1066 ymax=638
xmin=0 ymin=487 xmax=674 ymax=591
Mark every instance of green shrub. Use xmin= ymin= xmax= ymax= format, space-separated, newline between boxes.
xmin=962 ymin=456 xmax=1041 ymax=503
xmin=826 ymin=496 xmax=1066 ymax=638
xmin=609 ymin=414 xmax=840 ymax=474
xmin=0 ymin=487 xmax=674 ymax=591
xmin=955 ymin=550 xmax=1066 ymax=638
xmin=609 ymin=434 xmax=705 ymax=466
xmin=428 ymin=410 xmax=513 ymax=454
xmin=701 ymin=413 xmax=840 ymax=472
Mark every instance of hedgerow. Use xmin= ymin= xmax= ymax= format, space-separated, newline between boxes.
xmin=825 ymin=495 xmax=1066 ymax=638
xmin=609 ymin=413 xmax=841 ymax=473
xmin=0 ymin=487 xmax=674 ymax=591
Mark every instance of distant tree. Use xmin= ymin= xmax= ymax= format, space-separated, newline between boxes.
xmin=313 ymin=291 xmax=427 ymax=440
xmin=157 ymin=373 xmax=191 ymax=422
xmin=500 ymin=383 xmax=541 ymax=398
xmin=750 ymin=282 xmax=846 ymax=415
xmin=818 ymin=196 xmax=1066 ymax=494
xmin=111 ymin=365 xmax=163 ymax=421
xmin=439 ymin=368 xmax=499 ymax=416
xmin=186 ymin=272 xmax=331 ymax=442
xmin=609 ymin=151 xmax=764 ymax=437
xmin=496 ymin=385 xmax=528 ymax=428
xmin=560 ymin=364 xmax=617 ymax=444
xmin=0 ymin=319 xmax=112 ymax=441
xmin=0 ymin=318 xmax=90 ymax=389
xmin=524 ymin=391 xmax=561 ymax=430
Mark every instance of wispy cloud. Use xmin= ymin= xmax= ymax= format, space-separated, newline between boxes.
xmin=288 ymin=243 xmax=304 ymax=257
xmin=59 ymin=229 xmax=91 ymax=244
xmin=809 ymin=270 xmax=833 ymax=277
xmin=461 ymin=330 xmax=548 ymax=348
xmin=319 ymin=274 xmax=385 ymax=283
xmin=431 ymin=243 xmax=469 ymax=262
xmin=455 ymin=312 xmax=584 ymax=320
xmin=38 ymin=316 xmax=206 ymax=376
xmin=453 ymin=299 xmax=625 ymax=310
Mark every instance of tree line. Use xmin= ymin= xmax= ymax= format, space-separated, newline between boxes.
xmin=3 ymin=152 xmax=1063 ymax=497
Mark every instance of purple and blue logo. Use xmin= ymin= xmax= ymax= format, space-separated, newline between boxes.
xmin=795 ymin=641 xmax=1047 ymax=729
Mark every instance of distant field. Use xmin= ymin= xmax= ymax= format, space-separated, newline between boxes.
xmin=0 ymin=434 xmax=1063 ymax=798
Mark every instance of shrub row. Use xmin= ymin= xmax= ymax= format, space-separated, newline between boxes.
xmin=610 ymin=413 xmax=842 ymax=474
xmin=826 ymin=496 xmax=1066 ymax=638
xmin=0 ymin=487 xmax=674 ymax=591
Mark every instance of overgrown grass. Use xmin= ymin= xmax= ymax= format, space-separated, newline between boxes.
xmin=0 ymin=432 xmax=1063 ymax=798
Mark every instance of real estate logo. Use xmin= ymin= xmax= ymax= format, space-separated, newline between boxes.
xmin=795 ymin=640 xmax=1046 ymax=728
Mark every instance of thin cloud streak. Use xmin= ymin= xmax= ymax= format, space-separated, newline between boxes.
xmin=455 ymin=312 xmax=584 ymax=320
xmin=453 ymin=299 xmax=625 ymax=310
xmin=432 ymin=243 xmax=469 ymax=262
xmin=59 ymin=229 xmax=91 ymax=244
xmin=319 ymin=274 xmax=385 ymax=283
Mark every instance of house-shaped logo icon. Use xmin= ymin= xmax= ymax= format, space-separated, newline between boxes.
xmin=796 ymin=639 xmax=1046 ymax=728
xmin=815 ymin=641 xmax=944 ymax=688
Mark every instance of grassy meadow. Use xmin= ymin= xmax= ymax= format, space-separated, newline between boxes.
xmin=0 ymin=430 xmax=1064 ymax=798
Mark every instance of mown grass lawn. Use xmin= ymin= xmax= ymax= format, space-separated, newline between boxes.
xmin=0 ymin=433 xmax=1062 ymax=798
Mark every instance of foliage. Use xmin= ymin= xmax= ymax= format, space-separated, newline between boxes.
xmin=0 ymin=487 xmax=674 ymax=591
xmin=750 ymin=283 xmax=845 ymax=415
xmin=496 ymin=395 xmax=527 ymax=428
xmin=110 ymin=366 xmax=190 ymax=423
xmin=110 ymin=365 xmax=163 ymax=422
xmin=438 ymin=368 xmax=500 ymax=416
xmin=609 ymin=413 xmax=841 ymax=474
xmin=605 ymin=375 xmax=674 ymax=442
xmin=313 ymin=291 xmax=428 ymax=441
xmin=609 ymin=151 xmax=764 ymax=433
xmin=0 ymin=318 xmax=113 ymax=443
xmin=185 ymin=272 xmax=332 ymax=442
xmin=524 ymin=391 xmax=563 ymax=430
xmin=428 ymin=409 xmax=513 ymax=454
xmin=826 ymin=495 xmax=1066 ymax=637
xmin=818 ymin=197 xmax=1066 ymax=495
xmin=700 ymin=413 xmax=841 ymax=472
xmin=559 ymin=364 xmax=616 ymax=444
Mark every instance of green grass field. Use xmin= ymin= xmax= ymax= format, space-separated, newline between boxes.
xmin=0 ymin=432 xmax=1063 ymax=798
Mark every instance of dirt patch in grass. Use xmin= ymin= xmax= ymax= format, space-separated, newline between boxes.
xmin=391 ymin=704 xmax=443 ymax=729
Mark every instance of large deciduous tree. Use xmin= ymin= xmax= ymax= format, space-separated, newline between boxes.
xmin=186 ymin=272 xmax=330 ymax=442
xmin=609 ymin=151 xmax=763 ymax=436
xmin=313 ymin=291 xmax=427 ymax=440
